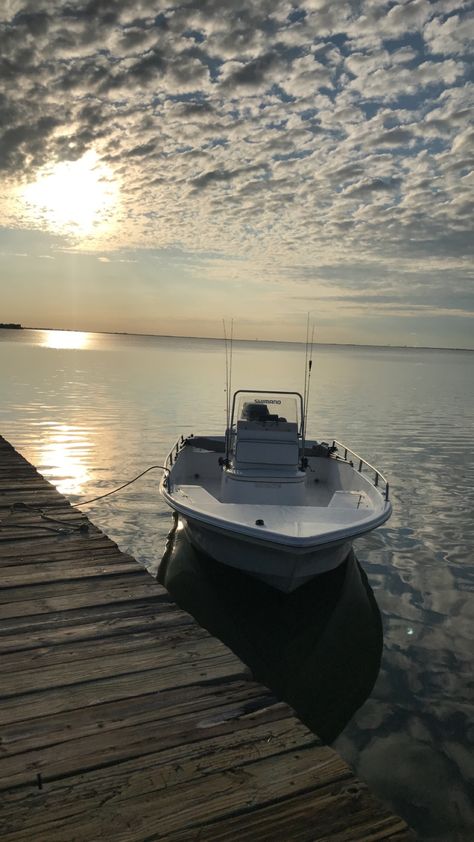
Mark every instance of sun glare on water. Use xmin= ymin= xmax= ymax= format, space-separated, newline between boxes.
xmin=40 ymin=330 xmax=91 ymax=350
xmin=38 ymin=423 xmax=92 ymax=496
xmin=21 ymin=150 xmax=118 ymax=238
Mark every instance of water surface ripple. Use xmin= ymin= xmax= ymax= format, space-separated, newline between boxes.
xmin=1 ymin=328 xmax=473 ymax=840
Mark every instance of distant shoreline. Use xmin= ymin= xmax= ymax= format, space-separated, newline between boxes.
xmin=2 ymin=325 xmax=472 ymax=353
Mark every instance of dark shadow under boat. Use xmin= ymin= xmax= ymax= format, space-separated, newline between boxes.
xmin=158 ymin=516 xmax=383 ymax=744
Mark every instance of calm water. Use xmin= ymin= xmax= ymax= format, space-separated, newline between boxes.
xmin=1 ymin=328 xmax=473 ymax=840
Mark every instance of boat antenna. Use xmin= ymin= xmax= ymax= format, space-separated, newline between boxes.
xmin=223 ymin=319 xmax=230 ymax=455
xmin=229 ymin=318 xmax=234 ymax=422
xmin=223 ymin=319 xmax=234 ymax=464
xmin=303 ymin=313 xmax=310 ymax=427
xmin=301 ymin=316 xmax=315 ymax=462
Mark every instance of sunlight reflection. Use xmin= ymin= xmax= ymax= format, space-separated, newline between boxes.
xmin=40 ymin=330 xmax=91 ymax=350
xmin=21 ymin=150 xmax=118 ymax=237
xmin=39 ymin=424 xmax=92 ymax=496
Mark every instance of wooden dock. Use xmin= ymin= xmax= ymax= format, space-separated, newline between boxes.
xmin=0 ymin=435 xmax=415 ymax=841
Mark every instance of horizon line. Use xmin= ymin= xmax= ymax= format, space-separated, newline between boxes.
xmin=13 ymin=325 xmax=474 ymax=353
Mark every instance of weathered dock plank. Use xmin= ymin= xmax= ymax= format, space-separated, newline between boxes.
xmin=0 ymin=435 xmax=416 ymax=840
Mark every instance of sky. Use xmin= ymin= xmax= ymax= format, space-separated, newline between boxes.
xmin=0 ymin=0 xmax=473 ymax=347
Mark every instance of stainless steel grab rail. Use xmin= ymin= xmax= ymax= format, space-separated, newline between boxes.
xmin=332 ymin=440 xmax=390 ymax=501
xmin=166 ymin=435 xmax=390 ymax=503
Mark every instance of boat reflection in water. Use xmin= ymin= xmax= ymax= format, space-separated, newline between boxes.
xmin=158 ymin=516 xmax=383 ymax=744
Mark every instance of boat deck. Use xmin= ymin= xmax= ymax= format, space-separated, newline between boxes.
xmin=201 ymin=475 xmax=337 ymax=507
xmin=0 ymin=435 xmax=415 ymax=841
xmin=171 ymin=477 xmax=376 ymax=544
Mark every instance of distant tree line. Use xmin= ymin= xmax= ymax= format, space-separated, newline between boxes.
xmin=0 ymin=323 xmax=22 ymax=329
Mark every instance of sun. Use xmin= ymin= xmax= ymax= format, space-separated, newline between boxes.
xmin=21 ymin=150 xmax=119 ymax=238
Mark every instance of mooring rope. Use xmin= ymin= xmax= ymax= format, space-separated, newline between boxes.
xmin=0 ymin=464 xmax=168 ymax=535
xmin=76 ymin=465 xmax=168 ymax=506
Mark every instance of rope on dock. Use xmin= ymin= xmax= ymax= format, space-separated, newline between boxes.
xmin=0 ymin=465 xmax=167 ymax=535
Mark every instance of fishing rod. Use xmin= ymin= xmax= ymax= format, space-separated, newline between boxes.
xmin=223 ymin=318 xmax=234 ymax=465
xmin=301 ymin=315 xmax=315 ymax=462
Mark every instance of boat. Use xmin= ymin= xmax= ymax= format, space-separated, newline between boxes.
xmin=160 ymin=389 xmax=391 ymax=592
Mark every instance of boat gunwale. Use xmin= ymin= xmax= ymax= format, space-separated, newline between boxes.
xmin=163 ymin=434 xmax=391 ymax=502
xmin=160 ymin=480 xmax=393 ymax=550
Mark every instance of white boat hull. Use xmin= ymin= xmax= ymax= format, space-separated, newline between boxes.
xmin=183 ymin=516 xmax=353 ymax=593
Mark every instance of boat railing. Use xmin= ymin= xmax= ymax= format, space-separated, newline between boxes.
xmin=165 ymin=434 xmax=390 ymax=502
xmin=163 ymin=436 xmax=186 ymax=489
xmin=165 ymin=436 xmax=186 ymax=469
xmin=332 ymin=440 xmax=390 ymax=502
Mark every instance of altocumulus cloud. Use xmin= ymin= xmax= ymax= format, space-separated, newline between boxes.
xmin=0 ymin=0 xmax=473 ymax=331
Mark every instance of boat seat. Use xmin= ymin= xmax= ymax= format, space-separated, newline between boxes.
xmin=236 ymin=420 xmax=298 ymax=437
xmin=234 ymin=420 xmax=300 ymax=471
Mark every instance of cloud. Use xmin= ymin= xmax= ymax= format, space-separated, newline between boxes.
xmin=342 ymin=177 xmax=402 ymax=197
xmin=346 ymin=57 xmax=466 ymax=100
xmin=424 ymin=12 xmax=474 ymax=56
xmin=368 ymin=127 xmax=416 ymax=146
xmin=220 ymin=52 xmax=284 ymax=91
xmin=0 ymin=0 xmax=471 ymax=335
